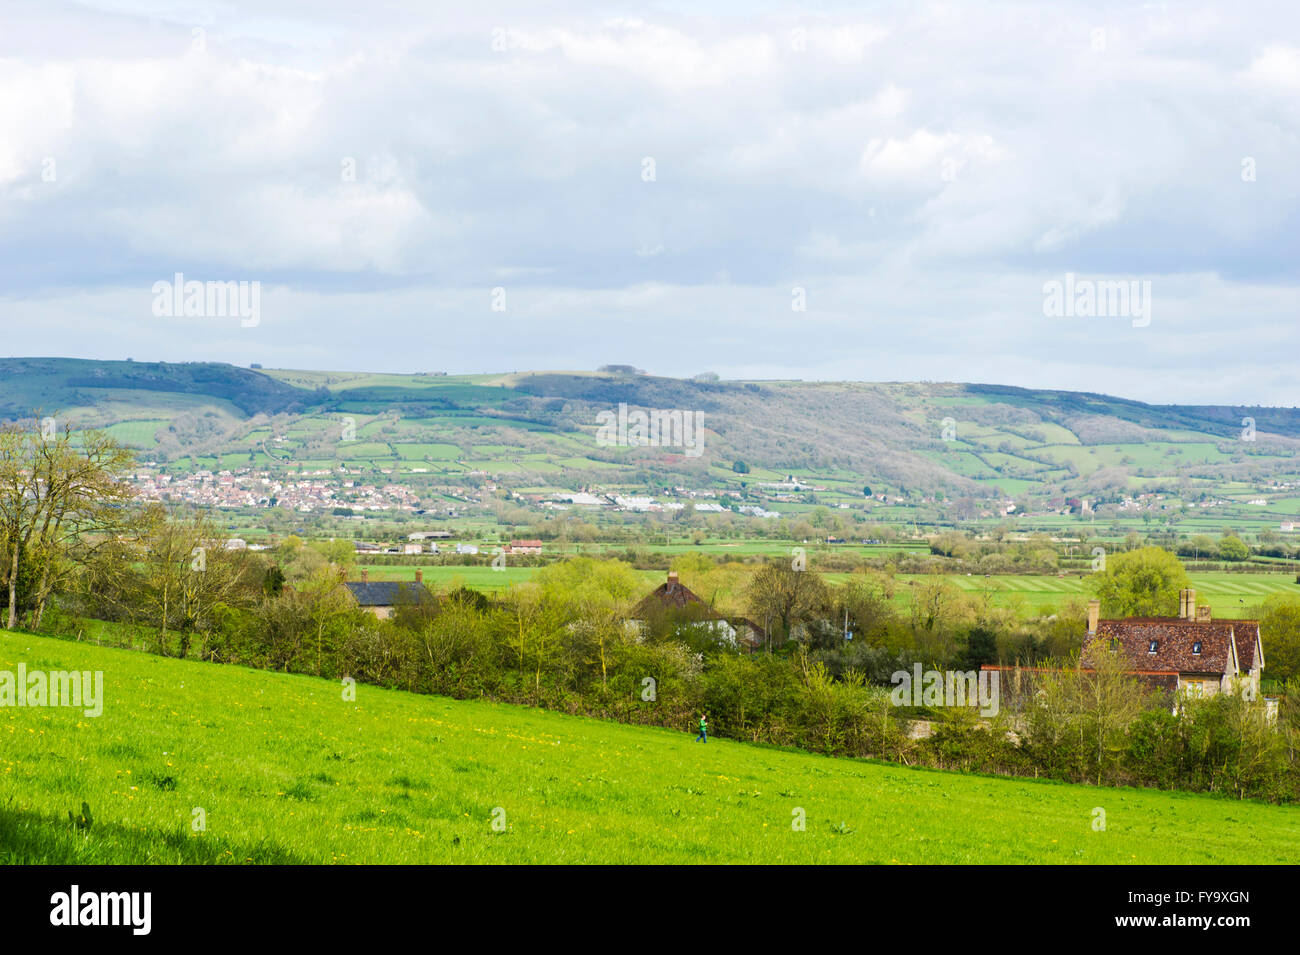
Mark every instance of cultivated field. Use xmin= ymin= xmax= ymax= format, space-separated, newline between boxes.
xmin=3 ymin=631 xmax=1297 ymax=864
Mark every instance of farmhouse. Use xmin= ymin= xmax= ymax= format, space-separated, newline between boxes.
xmin=344 ymin=569 xmax=434 ymax=620
xmin=627 ymin=571 xmax=768 ymax=651
xmin=1082 ymin=590 xmax=1264 ymax=699
xmin=507 ymin=539 xmax=544 ymax=554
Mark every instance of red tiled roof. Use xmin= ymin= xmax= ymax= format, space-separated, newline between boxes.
xmin=1234 ymin=621 xmax=1262 ymax=672
xmin=1088 ymin=618 xmax=1239 ymax=677
xmin=633 ymin=577 xmax=709 ymax=616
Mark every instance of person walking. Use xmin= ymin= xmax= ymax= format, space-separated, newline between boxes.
xmin=695 ymin=713 xmax=708 ymax=743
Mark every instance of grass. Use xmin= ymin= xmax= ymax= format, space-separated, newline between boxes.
xmin=880 ymin=572 xmax=1300 ymax=617
xmin=1 ymin=629 xmax=1297 ymax=864
xmin=353 ymin=563 xmax=1300 ymax=612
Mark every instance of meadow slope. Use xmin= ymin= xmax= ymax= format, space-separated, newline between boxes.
xmin=1 ymin=631 xmax=1297 ymax=864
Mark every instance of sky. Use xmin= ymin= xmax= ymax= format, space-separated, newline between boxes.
xmin=0 ymin=0 xmax=1297 ymax=405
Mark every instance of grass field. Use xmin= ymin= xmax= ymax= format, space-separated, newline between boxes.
xmin=356 ymin=563 xmax=1300 ymax=616
xmin=2 ymin=630 xmax=1297 ymax=864
xmin=884 ymin=572 xmax=1300 ymax=617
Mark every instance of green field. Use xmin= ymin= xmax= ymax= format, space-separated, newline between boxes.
xmin=2 ymin=630 xmax=1297 ymax=864
xmin=882 ymin=572 xmax=1300 ymax=617
xmin=358 ymin=563 xmax=1300 ymax=615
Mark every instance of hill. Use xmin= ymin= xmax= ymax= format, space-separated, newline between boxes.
xmin=1 ymin=630 xmax=1297 ymax=863
xmin=1 ymin=358 xmax=1298 ymax=520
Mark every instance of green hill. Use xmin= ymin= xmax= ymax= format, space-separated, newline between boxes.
xmin=1 ymin=358 xmax=1298 ymax=511
xmin=2 ymin=630 xmax=1296 ymax=864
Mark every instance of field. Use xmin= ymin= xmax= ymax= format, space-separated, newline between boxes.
xmin=3 ymin=630 xmax=1298 ymax=864
xmin=358 ymin=563 xmax=1300 ymax=617
xmin=889 ymin=572 xmax=1300 ymax=618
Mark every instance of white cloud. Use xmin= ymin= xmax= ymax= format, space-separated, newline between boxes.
xmin=0 ymin=0 xmax=1296 ymax=404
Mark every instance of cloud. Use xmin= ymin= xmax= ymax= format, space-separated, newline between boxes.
xmin=0 ymin=0 xmax=1296 ymax=405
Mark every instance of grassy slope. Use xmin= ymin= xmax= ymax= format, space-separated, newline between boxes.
xmin=2 ymin=631 xmax=1298 ymax=864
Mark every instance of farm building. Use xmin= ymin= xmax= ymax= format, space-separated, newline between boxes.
xmin=507 ymin=539 xmax=544 ymax=554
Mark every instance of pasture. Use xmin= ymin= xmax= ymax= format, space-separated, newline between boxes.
xmin=1 ymin=630 xmax=1296 ymax=864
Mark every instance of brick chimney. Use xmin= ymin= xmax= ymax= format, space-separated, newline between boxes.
xmin=1087 ymin=599 xmax=1100 ymax=636
xmin=666 ymin=571 xmax=679 ymax=592
xmin=361 ymin=568 xmax=369 ymax=584
xmin=414 ymin=569 xmax=423 ymax=584
xmin=1179 ymin=588 xmax=1196 ymax=619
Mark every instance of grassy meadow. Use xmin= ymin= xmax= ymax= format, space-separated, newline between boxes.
xmin=2 ymin=630 xmax=1297 ymax=864
xmin=356 ymin=562 xmax=1300 ymax=617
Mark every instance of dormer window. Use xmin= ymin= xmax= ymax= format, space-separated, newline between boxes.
xmin=1148 ymin=640 xmax=1158 ymax=654
xmin=1192 ymin=641 xmax=1202 ymax=655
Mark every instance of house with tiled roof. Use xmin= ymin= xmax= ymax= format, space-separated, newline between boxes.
xmin=627 ymin=571 xmax=768 ymax=651
xmin=1083 ymin=589 xmax=1264 ymax=699
xmin=344 ymin=569 xmax=434 ymax=620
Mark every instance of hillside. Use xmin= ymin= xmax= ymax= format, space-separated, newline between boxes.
xmin=1 ymin=358 xmax=1298 ymax=518
xmin=1 ymin=630 xmax=1298 ymax=864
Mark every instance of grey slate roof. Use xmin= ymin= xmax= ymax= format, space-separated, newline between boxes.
xmin=344 ymin=581 xmax=432 ymax=607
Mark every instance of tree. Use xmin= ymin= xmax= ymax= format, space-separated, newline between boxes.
xmin=534 ymin=558 xmax=640 ymax=686
xmin=1218 ymin=534 xmax=1249 ymax=562
xmin=1027 ymin=643 xmax=1154 ymax=785
xmin=1089 ymin=546 xmax=1190 ymax=617
xmin=1188 ymin=534 xmax=1215 ymax=560
xmin=0 ymin=420 xmax=137 ymax=630
xmin=956 ymin=626 xmax=999 ymax=671
xmin=732 ymin=460 xmax=750 ymax=474
xmin=134 ymin=510 xmax=260 ymax=656
xmin=1258 ymin=595 xmax=1300 ymax=689
xmin=745 ymin=562 xmax=828 ymax=646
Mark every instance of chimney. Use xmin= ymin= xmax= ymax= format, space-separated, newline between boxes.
xmin=1196 ymin=605 xmax=1211 ymax=622
xmin=414 ymin=569 xmax=423 ymax=584
xmin=1187 ymin=589 xmax=1195 ymax=619
xmin=666 ymin=571 xmax=679 ymax=591
xmin=361 ymin=568 xmax=369 ymax=584
xmin=1087 ymin=599 xmax=1100 ymax=636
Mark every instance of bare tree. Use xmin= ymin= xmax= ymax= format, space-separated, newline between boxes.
xmin=0 ymin=419 xmax=136 ymax=631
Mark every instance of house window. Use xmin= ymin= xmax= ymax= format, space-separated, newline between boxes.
xmin=1148 ymin=640 xmax=1158 ymax=654
xmin=1192 ymin=641 xmax=1202 ymax=655
xmin=1183 ymin=680 xmax=1205 ymax=699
